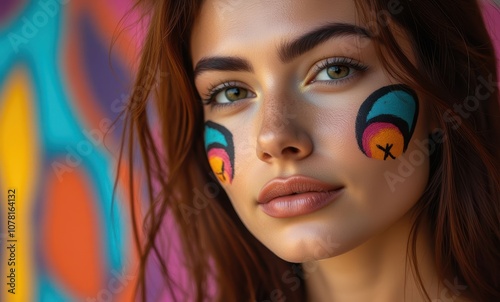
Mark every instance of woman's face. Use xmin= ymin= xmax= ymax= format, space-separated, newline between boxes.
xmin=191 ymin=0 xmax=432 ymax=262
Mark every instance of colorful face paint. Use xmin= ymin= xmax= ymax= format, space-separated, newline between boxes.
xmin=204 ymin=121 xmax=235 ymax=184
xmin=355 ymin=85 xmax=419 ymax=160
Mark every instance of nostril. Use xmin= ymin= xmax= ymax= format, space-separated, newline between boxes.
xmin=261 ymin=152 xmax=272 ymax=161
xmin=283 ymin=146 xmax=300 ymax=155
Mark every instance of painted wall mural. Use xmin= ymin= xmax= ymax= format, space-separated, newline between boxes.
xmin=0 ymin=0 xmax=144 ymax=301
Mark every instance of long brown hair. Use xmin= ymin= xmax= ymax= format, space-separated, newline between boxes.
xmin=118 ymin=0 xmax=500 ymax=301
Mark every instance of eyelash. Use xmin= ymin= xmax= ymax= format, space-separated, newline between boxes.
xmin=201 ymin=57 xmax=369 ymax=107
xmin=201 ymin=81 xmax=241 ymax=107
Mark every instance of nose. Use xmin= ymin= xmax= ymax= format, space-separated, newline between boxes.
xmin=256 ymin=97 xmax=313 ymax=163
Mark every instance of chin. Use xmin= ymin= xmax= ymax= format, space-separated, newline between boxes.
xmin=263 ymin=230 xmax=363 ymax=264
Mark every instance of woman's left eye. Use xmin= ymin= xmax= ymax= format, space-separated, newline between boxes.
xmin=311 ymin=58 xmax=368 ymax=83
xmin=316 ymin=65 xmax=351 ymax=81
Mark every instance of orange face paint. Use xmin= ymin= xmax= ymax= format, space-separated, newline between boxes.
xmin=356 ymin=85 xmax=418 ymax=160
xmin=205 ymin=121 xmax=235 ymax=184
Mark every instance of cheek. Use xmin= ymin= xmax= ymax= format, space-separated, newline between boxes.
xmin=355 ymin=85 xmax=419 ymax=160
xmin=204 ymin=121 xmax=235 ymax=184
xmin=343 ymin=90 xmax=430 ymax=215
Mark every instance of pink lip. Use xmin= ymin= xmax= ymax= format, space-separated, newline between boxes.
xmin=257 ymin=175 xmax=344 ymax=218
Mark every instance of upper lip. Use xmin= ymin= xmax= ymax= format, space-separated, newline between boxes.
xmin=257 ymin=175 xmax=343 ymax=204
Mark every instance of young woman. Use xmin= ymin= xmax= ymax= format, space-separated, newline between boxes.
xmin=120 ymin=0 xmax=500 ymax=301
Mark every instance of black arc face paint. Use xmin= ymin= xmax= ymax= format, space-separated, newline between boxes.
xmin=204 ymin=121 xmax=235 ymax=184
xmin=355 ymin=84 xmax=419 ymax=160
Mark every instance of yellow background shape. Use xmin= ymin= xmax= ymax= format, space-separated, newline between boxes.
xmin=0 ymin=68 xmax=38 ymax=302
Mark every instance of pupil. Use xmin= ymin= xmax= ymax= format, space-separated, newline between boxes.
xmin=226 ymin=87 xmax=245 ymax=101
xmin=231 ymin=88 xmax=240 ymax=96
xmin=327 ymin=65 xmax=348 ymax=79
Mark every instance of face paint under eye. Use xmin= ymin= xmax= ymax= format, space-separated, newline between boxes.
xmin=204 ymin=121 xmax=235 ymax=184
xmin=355 ymin=84 xmax=419 ymax=160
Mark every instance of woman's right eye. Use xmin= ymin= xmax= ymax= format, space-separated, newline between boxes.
xmin=203 ymin=82 xmax=255 ymax=106
xmin=215 ymin=87 xmax=249 ymax=103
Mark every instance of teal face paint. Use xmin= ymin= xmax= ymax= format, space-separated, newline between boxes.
xmin=205 ymin=121 xmax=235 ymax=184
xmin=355 ymin=84 xmax=419 ymax=160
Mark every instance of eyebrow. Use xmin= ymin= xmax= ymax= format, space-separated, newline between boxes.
xmin=193 ymin=23 xmax=371 ymax=78
xmin=193 ymin=56 xmax=253 ymax=78
xmin=278 ymin=22 xmax=372 ymax=63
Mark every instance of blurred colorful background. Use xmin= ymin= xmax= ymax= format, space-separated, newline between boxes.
xmin=0 ymin=0 xmax=145 ymax=301
xmin=0 ymin=1 xmax=499 ymax=302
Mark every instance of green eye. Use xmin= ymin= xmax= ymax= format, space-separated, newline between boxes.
xmin=224 ymin=87 xmax=248 ymax=102
xmin=326 ymin=65 xmax=350 ymax=79
xmin=215 ymin=87 xmax=249 ymax=103
xmin=203 ymin=82 xmax=255 ymax=106
xmin=314 ymin=64 xmax=353 ymax=81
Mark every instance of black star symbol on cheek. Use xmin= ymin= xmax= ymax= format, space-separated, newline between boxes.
xmin=376 ymin=143 xmax=396 ymax=160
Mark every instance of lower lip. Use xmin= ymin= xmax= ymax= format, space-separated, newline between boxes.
xmin=258 ymin=189 xmax=344 ymax=218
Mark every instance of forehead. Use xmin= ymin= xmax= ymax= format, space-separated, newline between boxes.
xmin=190 ymin=0 xmax=360 ymax=64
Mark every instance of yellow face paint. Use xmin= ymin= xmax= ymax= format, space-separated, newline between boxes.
xmin=209 ymin=157 xmax=231 ymax=183
xmin=205 ymin=121 xmax=235 ymax=184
